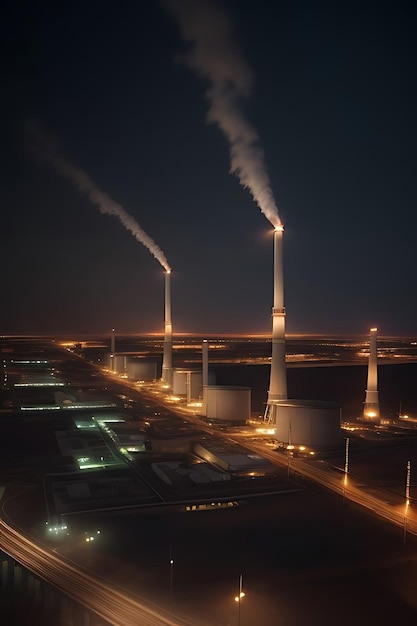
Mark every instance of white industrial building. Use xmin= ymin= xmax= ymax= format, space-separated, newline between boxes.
xmin=273 ymin=400 xmax=342 ymax=449
xmin=126 ymin=360 xmax=158 ymax=382
xmin=193 ymin=441 xmax=272 ymax=474
xmin=172 ymin=369 xmax=203 ymax=401
xmin=205 ymin=385 xmax=251 ymax=424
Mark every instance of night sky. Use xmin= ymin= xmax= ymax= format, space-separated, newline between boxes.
xmin=2 ymin=0 xmax=417 ymax=337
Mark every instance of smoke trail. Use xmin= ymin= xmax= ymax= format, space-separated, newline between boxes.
xmin=163 ymin=0 xmax=281 ymax=227
xmin=25 ymin=122 xmax=171 ymax=271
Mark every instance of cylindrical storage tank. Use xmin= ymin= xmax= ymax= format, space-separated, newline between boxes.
xmin=172 ymin=369 xmax=203 ymax=400
xmin=126 ymin=361 xmax=157 ymax=381
xmin=205 ymin=386 xmax=251 ymax=423
xmin=113 ymin=355 xmax=127 ymax=374
xmin=274 ymin=400 xmax=342 ymax=449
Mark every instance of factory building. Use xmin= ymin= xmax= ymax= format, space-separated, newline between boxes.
xmin=126 ymin=360 xmax=158 ymax=382
xmin=193 ymin=440 xmax=272 ymax=475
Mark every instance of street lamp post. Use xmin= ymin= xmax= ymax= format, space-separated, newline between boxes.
xmin=234 ymin=574 xmax=245 ymax=626
xmin=287 ymin=422 xmax=292 ymax=481
xmin=343 ymin=437 xmax=350 ymax=501
xmin=169 ymin=540 xmax=174 ymax=601
xmin=344 ymin=437 xmax=350 ymax=476
xmin=404 ymin=460 xmax=411 ymax=544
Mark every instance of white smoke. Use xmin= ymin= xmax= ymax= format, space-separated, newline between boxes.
xmin=163 ymin=0 xmax=281 ymax=227
xmin=25 ymin=122 xmax=171 ymax=271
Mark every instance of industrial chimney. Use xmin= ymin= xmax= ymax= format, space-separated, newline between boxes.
xmin=363 ymin=327 xmax=380 ymax=422
xmin=109 ymin=328 xmax=115 ymax=372
xmin=202 ymin=339 xmax=208 ymax=414
xmin=161 ymin=270 xmax=173 ymax=386
xmin=265 ymin=225 xmax=287 ymax=423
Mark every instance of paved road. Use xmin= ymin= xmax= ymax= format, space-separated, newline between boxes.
xmin=121 ymin=378 xmax=417 ymax=536
xmin=245 ymin=440 xmax=417 ymax=537
xmin=0 ymin=518 xmax=200 ymax=626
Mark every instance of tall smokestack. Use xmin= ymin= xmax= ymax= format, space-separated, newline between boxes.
xmin=161 ymin=270 xmax=173 ymax=386
xmin=363 ymin=327 xmax=380 ymax=422
xmin=109 ymin=328 xmax=115 ymax=372
xmin=202 ymin=339 xmax=208 ymax=415
xmin=265 ymin=225 xmax=287 ymax=422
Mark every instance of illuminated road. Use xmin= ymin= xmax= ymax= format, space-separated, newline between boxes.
xmin=0 ymin=519 xmax=199 ymax=626
xmin=243 ymin=440 xmax=417 ymax=537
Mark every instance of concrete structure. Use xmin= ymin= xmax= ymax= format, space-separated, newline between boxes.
xmin=109 ymin=328 xmax=115 ymax=372
xmin=172 ymin=369 xmax=203 ymax=402
xmin=126 ymin=360 xmax=157 ymax=381
xmin=265 ymin=225 xmax=287 ymax=423
xmin=161 ymin=270 xmax=173 ymax=386
xmin=151 ymin=460 xmax=231 ymax=485
xmin=363 ymin=327 xmax=380 ymax=422
xmin=0 ymin=550 xmax=93 ymax=626
xmin=113 ymin=355 xmax=127 ymax=375
xmin=107 ymin=423 xmax=151 ymax=453
xmin=193 ymin=441 xmax=271 ymax=474
xmin=202 ymin=339 xmax=208 ymax=412
xmin=18 ymin=389 xmax=118 ymax=412
xmin=205 ymin=386 xmax=251 ymax=423
xmin=273 ymin=400 xmax=342 ymax=450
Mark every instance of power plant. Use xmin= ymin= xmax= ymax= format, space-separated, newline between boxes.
xmin=363 ymin=327 xmax=380 ymax=422
xmin=103 ymin=223 xmax=380 ymax=450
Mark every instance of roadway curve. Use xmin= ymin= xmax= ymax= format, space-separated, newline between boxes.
xmin=0 ymin=519 xmax=199 ymax=626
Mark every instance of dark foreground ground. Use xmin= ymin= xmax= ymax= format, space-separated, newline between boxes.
xmin=48 ymin=478 xmax=417 ymax=626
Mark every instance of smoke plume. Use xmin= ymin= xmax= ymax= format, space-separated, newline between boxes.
xmin=25 ymin=122 xmax=171 ymax=271
xmin=163 ymin=0 xmax=281 ymax=227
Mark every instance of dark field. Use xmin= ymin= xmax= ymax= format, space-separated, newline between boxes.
xmin=61 ymin=481 xmax=417 ymax=626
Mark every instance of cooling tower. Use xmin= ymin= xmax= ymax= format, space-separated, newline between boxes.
xmin=363 ymin=327 xmax=380 ymax=422
xmin=161 ymin=270 xmax=173 ymax=386
xmin=265 ymin=225 xmax=287 ymax=422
